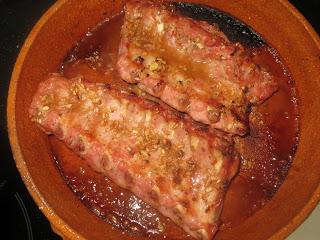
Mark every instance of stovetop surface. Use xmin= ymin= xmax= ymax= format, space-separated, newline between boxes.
xmin=0 ymin=0 xmax=319 ymax=239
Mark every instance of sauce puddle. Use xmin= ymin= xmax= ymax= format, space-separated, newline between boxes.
xmin=50 ymin=5 xmax=299 ymax=239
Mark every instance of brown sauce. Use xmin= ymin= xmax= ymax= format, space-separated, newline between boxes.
xmin=51 ymin=9 xmax=299 ymax=239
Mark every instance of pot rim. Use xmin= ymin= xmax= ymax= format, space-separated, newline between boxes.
xmin=7 ymin=1 xmax=83 ymax=239
xmin=7 ymin=0 xmax=320 ymax=240
xmin=268 ymin=1 xmax=320 ymax=239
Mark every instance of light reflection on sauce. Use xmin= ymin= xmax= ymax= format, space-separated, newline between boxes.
xmin=50 ymin=6 xmax=299 ymax=239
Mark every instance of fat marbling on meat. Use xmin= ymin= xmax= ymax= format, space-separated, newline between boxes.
xmin=117 ymin=0 xmax=278 ymax=135
xmin=29 ymin=75 xmax=239 ymax=240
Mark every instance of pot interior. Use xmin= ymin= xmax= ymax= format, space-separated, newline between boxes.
xmin=8 ymin=0 xmax=320 ymax=240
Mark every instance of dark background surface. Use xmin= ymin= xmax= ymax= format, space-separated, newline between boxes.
xmin=0 ymin=0 xmax=319 ymax=239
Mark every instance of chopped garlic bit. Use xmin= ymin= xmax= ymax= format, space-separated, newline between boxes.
xmin=145 ymin=111 xmax=152 ymax=122
xmin=191 ymin=136 xmax=199 ymax=149
xmin=149 ymin=62 xmax=159 ymax=71
xmin=196 ymin=42 xmax=204 ymax=49
xmin=157 ymin=22 xmax=164 ymax=33
xmin=155 ymin=15 xmax=164 ymax=33
xmin=148 ymin=57 xmax=166 ymax=73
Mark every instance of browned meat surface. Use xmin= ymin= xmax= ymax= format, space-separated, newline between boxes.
xmin=29 ymin=75 xmax=239 ymax=240
xmin=117 ymin=0 xmax=278 ymax=135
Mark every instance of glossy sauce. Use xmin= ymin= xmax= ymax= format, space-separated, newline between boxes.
xmin=51 ymin=6 xmax=299 ymax=239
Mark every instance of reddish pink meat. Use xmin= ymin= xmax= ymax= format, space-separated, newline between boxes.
xmin=29 ymin=75 xmax=239 ymax=240
xmin=117 ymin=0 xmax=278 ymax=135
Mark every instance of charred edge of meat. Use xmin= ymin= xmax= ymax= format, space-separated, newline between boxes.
xmin=172 ymin=2 xmax=265 ymax=48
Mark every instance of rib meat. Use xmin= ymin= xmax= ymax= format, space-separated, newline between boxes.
xmin=29 ymin=75 xmax=239 ymax=240
xmin=117 ymin=0 xmax=278 ymax=135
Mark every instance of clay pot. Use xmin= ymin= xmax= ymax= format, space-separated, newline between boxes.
xmin=7 ymin=0 xmax=320 ymax=239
